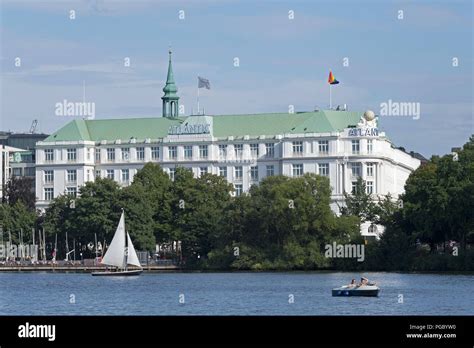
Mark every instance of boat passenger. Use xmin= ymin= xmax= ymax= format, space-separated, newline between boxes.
xmin=348 ymin=279 xmax=357 ymax=287
xmin=359 ymin=277 xmax=369 ymax=286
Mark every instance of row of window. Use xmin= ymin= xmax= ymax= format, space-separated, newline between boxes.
xmin=44 ymin=187 xmax=76 ymax=201
xmin=292 ymin=140 xmax=329 ymax=154
xmin=291 ymin=139 xmax=373 ymax=155
xmin=350 ymin=162 xmax=375 ymax=177
xmin=291 ymin=163 xmax=330 ymax=177
xmin=166 ymin=165 xmax=275 ymax=181
xmin=43 ymin=143 xmax=277 ymax=163
xmin=291 ymin=162 xmax=376 ymax=178
xmin=43 ymin=180 xmax=375 ymax=202
xmin=352 ymin=180 xmax=374 ymax=194
xmin=43 ymin=140 xmax=374 ymax=164
xmin=44 ymin=163 xmax=375 ymax=185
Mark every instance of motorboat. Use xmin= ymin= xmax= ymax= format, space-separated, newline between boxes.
xmin=332 ymin=283 xmax=380 ymax=297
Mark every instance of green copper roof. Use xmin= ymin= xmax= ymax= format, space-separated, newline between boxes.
xmin=162 ymin=50 xmax=178 ymax=97
xmin=43 ymin=110 xmax=364 ymax=143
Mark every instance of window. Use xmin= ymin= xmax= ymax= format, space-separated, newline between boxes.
xmin=218 ymin=144 xmax=227 ymax=158
xmin=292 ymin=141 xmax=303 ymax=154
xmin=250 ymin=144 xmax=259 ymax=157
xmin=168 ymin=146 xmax=177 ymax=160
xmin=368 ymin=224 xmax=378 ymax=234
xmin=169 ymin=168 xmax=176 ymax=181
xmin=319 ymin=140 xmax=329 ymax=154
xmin=266 ymin=165 xmax=274 ymax=177
xmin=234 ymin=184 xmax=243 ymax=197
xmin=45 ymin=149 xmax=54 ymax=162
xmin=292 ymin=164 xmax=303 ymax=177
xmin=121 ymin=169 xmax=129 ymax=182
xmin=106 ymin=169 xmax=114 ymax=180
xmin=44 ymin=170 xmax=54 ymax=184
xmin=184 ymin=146 xmax=193 ymax=159
xmin=136 ymin=147 xmax=145 ymax=161
xmin=199 ymin=145 xmax=208 ymax=159
xmin=107 ymin=148 xmax=115 ymax=162
xmin=95 ymin=170 xmax=101 ymax=179
xmin=86 ymin=169 xmax=92 ymax=182
xmin=318 ymin=163 xmax=329 ymax=177
xmin=151 ymin=147 xmax=160 ymax=160
xmin=122 ymin=148 xmax=130 ymax=161
xmin=351 ymin=181 xmax=358 ymax=194
xmin=250 ymin=166 xmax=258 ymax=181
xmin=66 ymin=187 xmax=77 ymax=197
xmin=352 ymin=140 xmax=360 ymax=154
xmin=87 ymin=148 xmax=92 ymax=161
xmin=95 ymin=149 xmax=100 ymax=162
xmin=199 ymin=167 xmax=208 ymax=176
xmin=351 ymin=163 xmax=362 ymax=177
xmin=366 ymin=181 xmax=374 ymax=194
xmin=234 ymin=166 xmax=243 ymax=180
xmin=219 ymin=167 xmax=227 ymax=177
xmin=25 ymin=167 xmax=35 ymax=177
xmin=67 ymin=148 xmax=76 ymax=162
xmin=366 ymin=163 xmax=374 ymax=177
xmin=234 ymin=144 xmax=243 ymax=157
xmin=265 ymin=143 xmax=275 ymax=158
xmin=12 ymin=168 xmax=22 ymax=177
xmin=367 ymin=139 xmax=373 ymax=154
xmin=44 ymin=188 xmax=54 ymax=201
xmin=67 ymin=169 xmax=77 ymax=183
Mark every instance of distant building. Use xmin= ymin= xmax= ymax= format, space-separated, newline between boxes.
xmin=35 ymin=51 xmax=421 ymax=238
xmin=0 ymin=132 xmax=48 ymax=200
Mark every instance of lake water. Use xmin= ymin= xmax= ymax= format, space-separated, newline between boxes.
xmin=0 ymin=272 xmax=472 ymax=315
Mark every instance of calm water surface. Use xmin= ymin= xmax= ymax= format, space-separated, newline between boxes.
xmin=0 ymin=272 xmax=472 ymax=315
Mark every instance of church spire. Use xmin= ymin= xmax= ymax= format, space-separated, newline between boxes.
xmin=162 ymin=48 xmax=179 ymax=118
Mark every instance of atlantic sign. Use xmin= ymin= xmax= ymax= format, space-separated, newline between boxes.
xmin=348 ymin=127 xmax=379 ymax=137
xmin=168 ymin=123 xmax=211 ymax=135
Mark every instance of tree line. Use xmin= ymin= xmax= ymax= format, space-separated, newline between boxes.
xmin=0 ymin=136 xmax=473 ymax=271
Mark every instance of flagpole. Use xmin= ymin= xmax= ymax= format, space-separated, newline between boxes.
xmin=197 ymin=86 xmax=200 ymax=115
xmin=329 ymin=84 xmax=332 ymax=109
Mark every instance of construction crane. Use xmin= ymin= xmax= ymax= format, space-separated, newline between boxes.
xmin=30 ymin=119 xmax=38 ymax=134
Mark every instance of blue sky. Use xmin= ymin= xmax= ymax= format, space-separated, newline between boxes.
xmin=0 ymin=0 xmax=472 ymax=157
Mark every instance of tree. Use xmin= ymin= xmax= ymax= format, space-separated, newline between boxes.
xmin=3 ymin=176 xmax=35 ymax=210
xmin=130 ymin=163 xmax=173 ymax=244
xmin=0 ymin=201 xmax=36 ymax=243
xmin=339 ymin=177 xmax=378 ymax=223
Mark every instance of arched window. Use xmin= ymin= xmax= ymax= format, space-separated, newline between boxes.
xmin=368 ymin=224 xmax=378 ymax=234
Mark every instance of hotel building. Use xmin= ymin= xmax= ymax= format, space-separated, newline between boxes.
xmin=35 ymin=52 xmax=421 ymax=237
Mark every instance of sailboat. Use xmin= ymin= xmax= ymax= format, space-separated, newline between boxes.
xmin=91 ymin=210 xmax=143 ymax=276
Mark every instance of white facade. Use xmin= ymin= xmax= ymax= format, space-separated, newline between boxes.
xmin=35 ymin=113 xmax=420 ymax=241
xmin=1 ymin=145 xmax=33 ymax=199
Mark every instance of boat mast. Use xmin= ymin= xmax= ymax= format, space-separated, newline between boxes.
xmin=94 ymin=233 xmax=98 ymax=265
xmin=31 ymin=228 xmax=35 ymax=263
xmin=122 ymin=210 xmax=127 ymax=271
xmin=65 ymin=232 xmax=69 ymax=262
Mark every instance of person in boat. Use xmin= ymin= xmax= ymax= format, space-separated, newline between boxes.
xmin=348 ymin=279 xmax=357 ymax=287
xmin=359 ymin=277 xmax=369 ymax=286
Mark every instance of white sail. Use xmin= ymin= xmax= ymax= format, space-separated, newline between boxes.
xmin=126 ymin=233 xmax=142 ymax=268
xmin=101 ymin=212 xmax=126 ymax=268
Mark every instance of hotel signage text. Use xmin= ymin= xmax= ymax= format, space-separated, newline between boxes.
xmin=168 ymin=123 xmax=211 ymax=135
xmin=348 ymin=127 xmax=379 ymax=137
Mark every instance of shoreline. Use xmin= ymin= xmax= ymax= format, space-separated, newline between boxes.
xmin=0 ymin=266 xmax=472 ymax=275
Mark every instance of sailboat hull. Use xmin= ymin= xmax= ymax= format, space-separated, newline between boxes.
xmin=91 ymin=269 xmax=143 ymax=276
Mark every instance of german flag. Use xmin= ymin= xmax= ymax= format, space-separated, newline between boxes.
xmin=328 ymin=71 xmax=339 ymax=85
